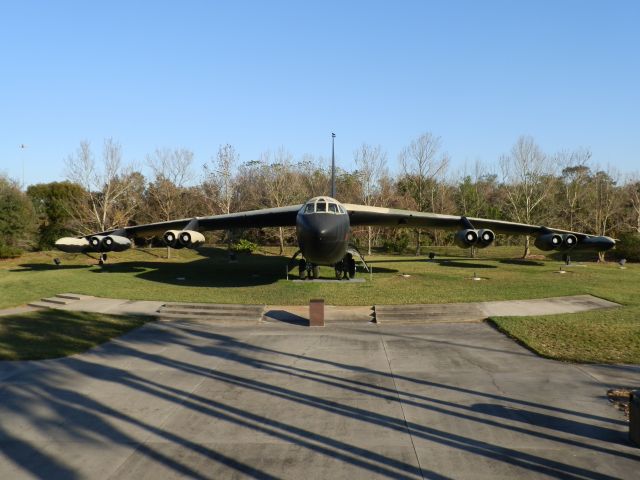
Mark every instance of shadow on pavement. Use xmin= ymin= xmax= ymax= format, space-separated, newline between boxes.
xmin=0 ymin=320 xmax=637 ymax=479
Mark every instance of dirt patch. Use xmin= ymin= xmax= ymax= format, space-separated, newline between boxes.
xmin=607 ymin=388 xmax=634 ymax=418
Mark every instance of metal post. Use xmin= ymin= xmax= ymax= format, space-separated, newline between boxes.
xmin=331 ymin=133 xmax=336 ymax=198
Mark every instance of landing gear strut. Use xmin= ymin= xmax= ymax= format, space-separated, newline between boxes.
xmin=98 ymin=253 xmax=108 ymax=265
xmin=298 ymin=258 xmax=319 ymax=279
xmin=334 ymin=253 xmax=356 ymax=280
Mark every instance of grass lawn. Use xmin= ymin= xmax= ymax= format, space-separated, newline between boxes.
xmin=0 ymin=245 xmax=638 ymax=363
xmin=0 ymin=310 xmax=149 ymax=360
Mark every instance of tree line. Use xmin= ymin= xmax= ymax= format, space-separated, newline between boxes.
xmin=1 ymin=133 xmax=639 ymax=260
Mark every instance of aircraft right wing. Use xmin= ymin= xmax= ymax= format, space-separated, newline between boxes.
xmin=55 ymin=204 xmax=303 ymax=253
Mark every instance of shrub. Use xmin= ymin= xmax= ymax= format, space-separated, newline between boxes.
xmin=233 ymin=239 xmax=258 ymax=254
xmin=382 ymin=232 xmax=410 ymax=254
xmin=0 ymin=245 xmax=22 ymax=258
xmin=616 ymin=232 xmax=640 ymax=262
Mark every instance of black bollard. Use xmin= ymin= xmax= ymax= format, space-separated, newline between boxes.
xmin=631 ymin=390 xmax=640 ymax=447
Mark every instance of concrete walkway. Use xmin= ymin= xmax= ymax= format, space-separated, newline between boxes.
xmin=0 ymin=320 xmax=637 ymax=479
xmin=21 ymin=293 xmax=620 ymax=325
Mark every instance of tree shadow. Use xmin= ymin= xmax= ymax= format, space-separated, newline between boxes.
xmin=433 ymin=259 xmax=497 ymax=269
xmin=12 ymin=264 xmax=91 ymax=272
xmin=1 ymin=319 xmax=637 ymax=479
xmin=499 ymin=259 xmax=545 ymax=267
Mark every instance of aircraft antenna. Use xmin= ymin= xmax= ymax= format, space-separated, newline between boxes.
xmin=331 ymin=132 xmax=336 ymax=198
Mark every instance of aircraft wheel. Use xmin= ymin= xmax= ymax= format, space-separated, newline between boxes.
xmin=334 ymin=260 xmax=343 ymax=279
xmin=312 ymin=265 xmax=320 ymax=279
xmin=348 ymin=257 xmax=356 ymax=279
xmin=299 ymin=259 xmax=307 ymax=279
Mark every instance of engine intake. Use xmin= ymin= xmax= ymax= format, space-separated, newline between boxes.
xmin=178 ymin=230 xmax=205 ymax=248
xmin=164 ymin=230 xmax=205 ymax=249
xmin=454 ymin=229 xmax=479 ymax=248
xmin=163 ymin=230 xmax=184 ymax=249
xmin=477 ymin=229 xmax=495 ymax=249
xmin=89 ymin=235 xmax=105 ymax=251
xmin=100 ymin=235 xmax=132 ymax=252
xmin=534 ymin=232 xmax=577 ymax=251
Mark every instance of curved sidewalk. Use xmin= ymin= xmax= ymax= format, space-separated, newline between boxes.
xmin=14 ymin=293 xmax=622 ymax=325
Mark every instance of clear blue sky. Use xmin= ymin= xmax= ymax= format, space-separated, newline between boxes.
xmin=1 ymin=0 xmax=638 ymax=187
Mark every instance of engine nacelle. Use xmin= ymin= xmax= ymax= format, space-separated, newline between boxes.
xmin=89 ymin=235 xmax=106 ymax=251
xmin=477 ymin=229 xmax=495 ymax=249
xmin=534 ymin=232 xmax=577 ymax=251
xmin=178 ymin=230 xmax=205 ymax=249
xmin=100 ymin=235 xmax=132 ymax=252
xmin=163 ymin=230 xmax=184 ymax=249
xmin=454 ymin=229 xmax=479 ymax=248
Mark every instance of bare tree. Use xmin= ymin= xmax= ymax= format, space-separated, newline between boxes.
xmin=399 ymin=132 xmax=449 ymax=255
xmin=623 ymin=175 xmax=640 ymax=233
xmin=262 ymin=148 xmax=300 ymax=254
xmin=146 ymin=148 xmax=194 ymax=221
xmin=65 ymin=138 xmax=138 ymax=233
xmin=557 ymin=148 xmax=592 ymax=231
xmin=205 ymin=144 xmax=238 ymax=215
xmin=500 ymin=136 xmax=556 ymax=258
xmin=586 ymin=167 xmax=622 ymax=261
xmin=354 ymin=143 xmax=387 ymax=254
xmin=203 ymin=144 xmax=239 ymax=247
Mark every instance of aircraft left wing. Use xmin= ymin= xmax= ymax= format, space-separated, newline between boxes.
xmin=343 ymin=204 xmax=615 ymax=251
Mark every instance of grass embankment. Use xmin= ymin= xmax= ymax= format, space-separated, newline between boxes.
xmin=0 ymin=245 xmax=638 ymax=363
xmin=0 ymin=310 xmax=148 ymax=360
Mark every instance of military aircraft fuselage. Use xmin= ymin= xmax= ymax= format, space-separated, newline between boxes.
xmin=296 ymin=196 xmax=350 ymax=265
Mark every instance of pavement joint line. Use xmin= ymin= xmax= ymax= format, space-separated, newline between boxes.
xmin=107 ymin=324 xmax=256 ymax=479
xmin=378 ymin=325 xmax=425 ymax=480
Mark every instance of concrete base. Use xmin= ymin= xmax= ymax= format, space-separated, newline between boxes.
xmin=0 ymin=321 xmax=637 ymax=479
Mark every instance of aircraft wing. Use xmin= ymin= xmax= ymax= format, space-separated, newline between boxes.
xmin=97 ymin=204 xmax=304 ymax=238
xmin=55 ymin=204 xmax=303 ymax=252
xmin=343 ymin=204 xmax=600 ymax=239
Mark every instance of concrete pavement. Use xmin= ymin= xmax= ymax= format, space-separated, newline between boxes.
xmin=0 ymin=319 xmax=638 ymax=479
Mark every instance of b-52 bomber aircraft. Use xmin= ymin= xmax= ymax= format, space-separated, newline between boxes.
xmin=55 ymin=196 xmax=615 ymax=279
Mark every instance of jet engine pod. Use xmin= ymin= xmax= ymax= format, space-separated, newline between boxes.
xmin=454 ymin=229 xmax=479 ymax=248
xmin=163 ymin=230 xmax=184 ymax=249
xmin=534 ymin=232 xmax=563 ymax=251
xmin=101 ymin=235 xmax=132 ymax=252
xmin=562 ymin=234 xmax=578 ymax=249
xmin=54 ymin=237 xmax=90 ymax=253
xmin=89 ymin=235 xmax=105 ymax=251
xmin=477 ymin=229 xmax=495 ymax=249
xmin=178 ymin=230 xmax=205 ymax=249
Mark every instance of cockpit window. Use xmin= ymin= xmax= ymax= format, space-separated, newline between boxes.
xmin=302 ymin=197 xmax=346 ymax=215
